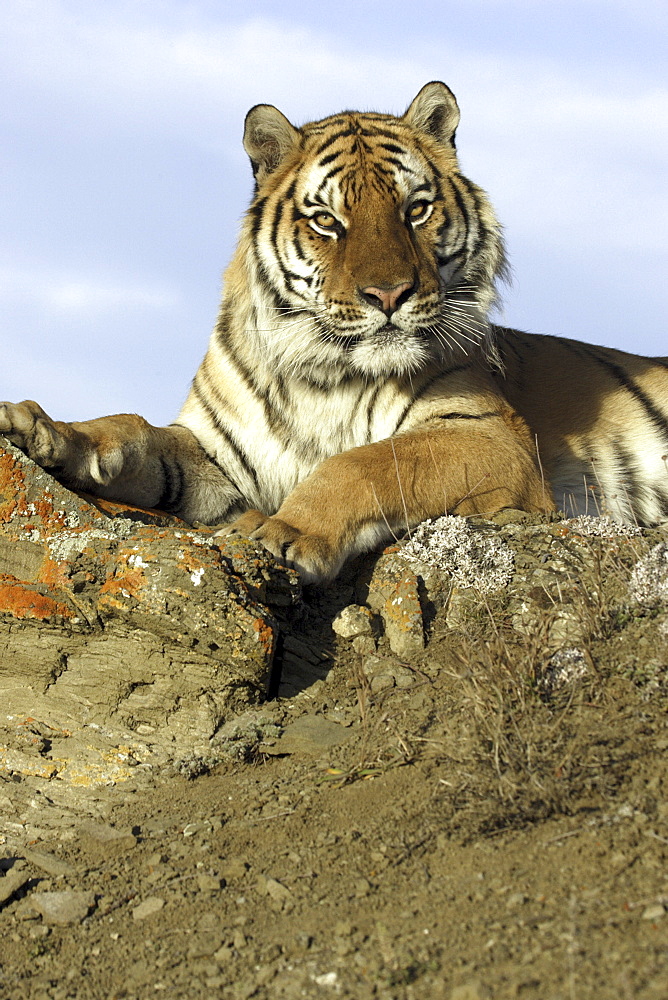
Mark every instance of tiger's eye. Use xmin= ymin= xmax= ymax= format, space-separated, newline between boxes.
xmin=407 ymin=201 xmax=430 ymax=221
xmin=313 ymin=211 xmax=337 ymax=229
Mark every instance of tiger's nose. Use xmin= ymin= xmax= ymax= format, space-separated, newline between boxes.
xmin=360 ymin=281 xmax=415 ymax=317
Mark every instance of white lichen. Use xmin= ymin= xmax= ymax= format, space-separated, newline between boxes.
xmin=563 ymin=515 xmax=642 ymax=538
xmin=629 ymin=542 xmax=668 ymax=608
xmin=127 ymin=553 xmax=150 ymax=569
xmin=400 ymin=516 xmax=514 ymax=592
xmin=540 ymin=647 xmax=589 ymax=694
xmin=47 ymin=529 xmax=117 ymax=563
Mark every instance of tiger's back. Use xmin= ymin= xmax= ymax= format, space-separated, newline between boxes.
xmin=495 ymin=329 xmax=668 ymax=522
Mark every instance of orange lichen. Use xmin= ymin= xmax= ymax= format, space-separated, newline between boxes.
xmin=99 ymin=567 xmax=147 ymax=600
xmin=0 ymin=576 xmax=74 ymax=620
xmin=0 ymin=449 xmax=29 ymax=522
xmin=252 ymin=617 xmax=275 ymax=655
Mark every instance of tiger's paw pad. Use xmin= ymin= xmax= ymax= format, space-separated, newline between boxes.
xmin=0 ymin=400 xmax=69 ymax=468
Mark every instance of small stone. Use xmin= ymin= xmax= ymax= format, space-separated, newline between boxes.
xmin=267 ymin=715 xmax=351 ymax=756
xmin=354 ymin=877 xmax=371 ymax=897
xmin=219 ymin=859 xmax=249 ymax=881
xmin=450 ymin=981 xmax=486 ymax=1000
xmin=258 ymin=875 xmax=292 ymax=905
xmin=313 ymin=972 xmax=339 ymax=988
xmin=368 ymin=554 xmax=424 ymax=656
xmin=197 ymin=874 xmax=223 ymax=891
xmin=331 ymin=605 xmax=375 ymax=639
xmin=506 ymin=892 xmax=528 ymax=909
xmin=233 ymin=928 xmax=247 ymax=951
xmin=132 ymin=896 xmax=165 ymax=921
xmin=23 ymin=849 xmax=76 ymax=877
xmin=0 ymin=870 xmax=31 ymax=907
xmin=391 ymin=665 xmax=417 ymax=689
xmin=370 ymin=673 xmax=395 ymax=694
xmin=352 ymin=635 xmax=376 ymax=655
xmin=362 ymin=655 xmax=383 ymax=677
xmin=183 ymin=820 xmax=213 ymax=837
xmin=188 ymin=931 xmax=225 ymax=957
xmin=31 ymin=890 xmax=95 ymax=925
xmin=80 ymin=822 xmax=137 ymax=854
xmin=642 ymin=903 xmax=666 ymax=921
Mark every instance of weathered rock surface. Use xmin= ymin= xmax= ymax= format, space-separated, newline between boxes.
xmin=2 ymin=431 xmax=668 ymax=810
xmin=0 ymin=436 xmax=299 ymax=770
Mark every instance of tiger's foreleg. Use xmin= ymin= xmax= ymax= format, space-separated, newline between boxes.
xmin=0 ymin=400 xmax=241 ymax=523
xmin=221 ymin=417 xmax=554 ymax=583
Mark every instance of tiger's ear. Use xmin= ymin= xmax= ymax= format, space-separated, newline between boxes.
xmin=243 ymin=104 xmax=301 ymax=180
xmin=402 ymin=81 xmax=461 ymax=148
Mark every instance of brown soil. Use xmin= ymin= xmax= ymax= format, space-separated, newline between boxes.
xmin=2 ymin=525 xmax=668 ymax=1000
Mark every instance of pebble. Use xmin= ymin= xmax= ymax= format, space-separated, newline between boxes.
xmin=506 ymin=892 xmax=528 ymax=909
xmin=219 ymin=859 xmax=249 ymax=881
xmin=183 ymin=820 xmax=213 ymax=838
xmin=0 ymin=870 xmax=31 ymax=907
xmin=331 ymin=605 xmax=375 ymax=639
xmin=31 ymin=890 xmax=95 ymax=925
xmin=450 ymin=981 xmax=486 ymax=1000
xmin=352 ymin=635 xmax=376 ymax=655
xmin=132 ymin=896 xmax=165 ymax=921
xmin=258 ymin=875 xmax=292 ymax=906
xmin=188 ymin=932 xmax=225 ymax=957
xmin=266 ymin=715 xmax=351 ymax=756
xmin=79 ymin=822 xmax=137 ymax=854
xmin=641 ymin=903 xmax=666 ymax=921
xmin=196 ymin=874 xmax=223 ymax=891
xmin=23 ymin=848 xmax=76 ymax=877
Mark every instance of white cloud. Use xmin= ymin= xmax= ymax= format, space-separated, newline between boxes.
xmin=0 ymin=0 xmax=665 ymax=420
xmin=0 ymin=265 xmax=179 ymax=315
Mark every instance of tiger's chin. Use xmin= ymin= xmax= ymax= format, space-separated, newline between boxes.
xmin=348 ymin=327 xmax=443 ymax=378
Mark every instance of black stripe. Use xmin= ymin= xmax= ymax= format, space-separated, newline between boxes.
xmin=214 ymin=326 xmax=274 ymax=420
xmin=248 ymin=197 xmax=267 ymax=241
xmin=610 ymin=438 xmax=646 ymax=520
xmin=382 ymin=156 xmax=413 ymax=174
xmin=437 ymin=411 xmax=500 ymax=421
xmin=364 ymin=383 xmax=382 ymax=441
xmin=437 ymin=249 xmax=465 ymax=268
xmin=156 ymin=456 xmax=185 ymax=512
xmin=157 ymin=457 xmax=173 ymax=510
xmin=453 ymin=173 xmax=487 ymax=258
xmin=314 ymin=128 xmax=356 ymax=157
xmin=578 ymin=344 xmax=668 ymax=438
xmin=315 ymin=164 xmax=344 ymax=197
xmin=446 ymin=177 xmax=472 ymax=254
xmin=394 ymin=363 xmax=474 ymax=433
xmin=192 ymin=378 xmax=260 ymax=491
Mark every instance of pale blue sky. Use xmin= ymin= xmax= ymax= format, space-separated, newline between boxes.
xmin=2 ymin=0 xmax=666 ymax=424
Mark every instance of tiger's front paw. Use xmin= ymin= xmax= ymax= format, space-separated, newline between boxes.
xmin=0 ymin=400 xmax=122 ymax=486
xmin=216 ymin=509 xmax=340 ymax=584
xmin=0 ymin=400 xmax=72 ymax=469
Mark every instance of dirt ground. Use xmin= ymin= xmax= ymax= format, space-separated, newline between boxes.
xmin=1 ymin=520 xmax=668 ymax=1000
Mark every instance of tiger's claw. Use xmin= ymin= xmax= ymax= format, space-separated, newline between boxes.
xmin=216 ymin=510 xmax=338 ymax=584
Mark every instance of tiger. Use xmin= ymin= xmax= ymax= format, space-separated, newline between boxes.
xmin=1 ymin=81 xmax=667 ymax=584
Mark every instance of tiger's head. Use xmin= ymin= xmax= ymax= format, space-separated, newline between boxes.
xmin=236 ymin=82 xmax=507 ymax=380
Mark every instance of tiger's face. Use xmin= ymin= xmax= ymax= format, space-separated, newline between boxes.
xmin=240 ymin=82 xmax=506 ymax=379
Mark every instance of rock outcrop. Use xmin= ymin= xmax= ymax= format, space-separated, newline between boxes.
xmin=0 ymin=436 xmax=299 ymax=768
